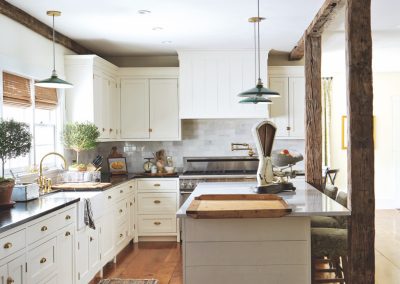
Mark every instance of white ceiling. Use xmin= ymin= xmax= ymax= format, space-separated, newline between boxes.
xmin=6 ymin=0 xmax=325 ymax=56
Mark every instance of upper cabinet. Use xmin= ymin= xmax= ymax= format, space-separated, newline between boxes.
xmin=268 ymin=66 xmax=305 ymax=139
xmin=178 ymin=50 xmax=270 ymax=119
xmin=64 ymin=55 xmax=119 ymax=141
xmin=119 ymin=68 xmax=181 ymax=141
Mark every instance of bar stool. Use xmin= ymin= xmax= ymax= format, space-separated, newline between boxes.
xmin=322 ymin=168 xmax=339 ymax=189
xmin=311 ymin=185 xmax=339 ymax=228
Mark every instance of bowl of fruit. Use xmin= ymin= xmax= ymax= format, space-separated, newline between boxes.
xmin=271 ymin=149 xmax=303 ymax=167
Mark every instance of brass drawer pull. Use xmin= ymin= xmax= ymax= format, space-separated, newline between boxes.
xmin=41 ymin=226 xmax=48 ymax=232
xmin=119 ymin=209 xmax=123 ymax=213
xmin=120 ymin=190 xmax=124 ymax=193
xmin=130 ymin=202 xmax=133 ymax=206
xmin=129 ymin=186 xmax=133 ymax=189
xmin=3 ymin=242 xmax=12 ymax=249
xmin=154 ymin=221 xmax=161 ymax=225
xmin=154 ymin=183 xmax=161 ymax=187
xmin=40 ymin=257 xmax=47 ymax=264
xmin=120 ymin=233 xmax=123 ymax=238
xmin=65 ymin=231 xmax=71 ymax=237
xmin=65 ymin=215 xmax=71 ymax=220
xmin=108 ymin=196 xmax=112 ymax=199
xmin=154 ymin=200 xmax=161 ymax=204
xmin=90 ymin=236 xmax=94 ymax=242
xmin=7 ymin=277 xmax=14 ymax=284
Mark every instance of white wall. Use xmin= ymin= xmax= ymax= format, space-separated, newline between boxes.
xmin=322 ymin=32 xmax=400 ymax=209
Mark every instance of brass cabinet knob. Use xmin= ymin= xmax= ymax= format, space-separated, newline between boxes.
xmin=120 ymin=190 xmax=124 ymax=193
xmin=110 ymin=128 xmax=113 ymax=132
xmin=65 ymin=231 xmax=71 ymax=237
xmin=149 ymin=128 xmax=153 ymax=132
xmin=41 ymin=226 xmax=48 ymax=232
xmin=90 ymin=236 xmax=94 ymax=242
xmin=7 ymin=277 xmax=14 ymax=284
xmin=40 ymin=257 xmax=47 ymax=264
xmin=154 ymin=183 xmax=161 ymax=187
xmin=119 ymin=233 xmax=123 ymax=238
xmin=65 ymin=215 xmax=71 ymax=220
xmin=108 ymin=196 xmax=112 ymax=199
xmin=102 ymin=128 xmax=106 ymax=132
xmin=130 ymin=202 xmax=133 ymax=206
xmin=119 ymin=209 xmax=123 ymax=213
xmin=286 ymin=126 xmax=291 ymax=131
xmin=154 ymin=200 xmax=161 ymax=204
xmin=3 ymin=242 xmax=12 ymax=249
xmin=129 ymin=186 xmax=133 ymax=189
xmin=154 ymin=221 xmax=161 ymax=226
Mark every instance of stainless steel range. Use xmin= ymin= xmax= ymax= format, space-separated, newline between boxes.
xmin=179 ymin=156 xmax=258 ymax=205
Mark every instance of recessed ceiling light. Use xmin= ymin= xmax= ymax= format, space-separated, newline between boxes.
xmin=138 ymin=10 xmax=151 ymax=14
xmin=152 ymin=27 xmax=163 ymax=31
xmin=162 ymin=41 xmax=172 ymax=44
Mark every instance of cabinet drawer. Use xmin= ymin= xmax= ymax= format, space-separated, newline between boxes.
xmin=115 ymin=221 xmax=129 ymax=249
xmin=138 ymin=215 xmax=177 ymax=234
xmin=57 ymin=206 xmax=76 ymax=228
xmin=0 ymin=229 xmax=25 ymax=259
xmin=137 ymin=193 xmax=177 ymax=214
xmin=27 ymin=215 xmax=58 ymax=244
xmin=137 ymin=180 xmax=178 ymax=191
xmin=115 ymin=199 xmax=128 ymax=224
xmin=27 ymin=237 xmax=57 ymax=283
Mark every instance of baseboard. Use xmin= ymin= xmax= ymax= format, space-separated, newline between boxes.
xmin=138 ymin=236 xmax=178 ymax=242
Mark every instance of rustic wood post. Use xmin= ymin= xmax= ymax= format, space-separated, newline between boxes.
xmin=305 ymin=34 xmax=323 ymax=190
xmin=346 ymin=0 xmax=375 ymax=283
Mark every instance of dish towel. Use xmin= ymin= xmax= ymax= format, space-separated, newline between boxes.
xmin=84 ymin=198 xmax=96 ymax=230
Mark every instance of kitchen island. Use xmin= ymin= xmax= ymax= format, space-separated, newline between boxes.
xmin=177 ymin=180 xmax=350 ymax=284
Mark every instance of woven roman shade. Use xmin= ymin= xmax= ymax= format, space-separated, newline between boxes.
xmin=34 ymin=85 xmax=58 ymax=109
xmin=2 ymin=72 xmax=32 ymax=107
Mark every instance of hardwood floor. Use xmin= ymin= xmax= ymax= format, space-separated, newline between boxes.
xmin=90 ymin=242 xmax=182 ymax=284
xmin=91 ymin=210 xmax=400 ymax=284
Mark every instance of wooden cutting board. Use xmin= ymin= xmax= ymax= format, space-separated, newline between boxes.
xmin=186 ymin=194 xmax=292 ymax=219
xmin=51 ymin=182 xmax=112 ymax=190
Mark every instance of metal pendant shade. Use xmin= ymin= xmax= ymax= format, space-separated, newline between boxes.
xmin=35 ymin=11 xmax=73 ymax=89
xmin=239 ymin=96 xmax=272 ymax=104
xmin=238 ymin=0 xmax=279 ymax=104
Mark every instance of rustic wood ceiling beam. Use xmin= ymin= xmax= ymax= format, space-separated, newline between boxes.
xmin=346 ymin=0 xmax=375 ymax=282
xmin=0 ymin=0 xmax=93 ymax=54
xmin=289 ymin=0 xmax=345 ymax=61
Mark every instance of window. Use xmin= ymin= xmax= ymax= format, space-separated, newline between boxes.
xmin=1 ymin=71 xmax=62 ymax=175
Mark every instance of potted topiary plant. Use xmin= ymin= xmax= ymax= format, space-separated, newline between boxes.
xmin=0 ymin=119 xmax=32 ymax=205
xmin=63 ymin=122 xmax=100 ymax=171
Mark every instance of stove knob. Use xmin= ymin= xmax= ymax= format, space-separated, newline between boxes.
xmin=181 ymin=182 xmax=187 ymax=189
xmin=187 ymin=182 xmax=193 ymax=189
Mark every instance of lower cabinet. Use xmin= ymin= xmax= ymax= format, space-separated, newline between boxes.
xmin=27 ymin=237 xmax=57 ymax=283
xmin=57 ymin=224 xmax=75 ymax=284
xmin=0 ymin=253 xmax=25 ymax=284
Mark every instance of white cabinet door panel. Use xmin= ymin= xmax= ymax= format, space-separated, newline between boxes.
xmin=120 ymin=79 xmax=150 ymax=139
xmin=269 ymin=77 xmax=289 ymax=137
xmin=289 ymin=77 xmax=305 ymax=138
xmin=8 ymin=254 xmax=25 ymax=284
xmin=149 ymin=79 xmax=179 ymax=140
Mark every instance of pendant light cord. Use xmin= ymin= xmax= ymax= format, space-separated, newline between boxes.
xmin=52 ymin=15 xmax=56 ymax=74
xmin=257 ymin=0 xmax=261 ymax=83
xmin=254 ymin=22 xmax=257 ymax=84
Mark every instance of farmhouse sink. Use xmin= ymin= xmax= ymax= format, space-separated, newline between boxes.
xmin=46 ymin=191 xmax=104 ymax=230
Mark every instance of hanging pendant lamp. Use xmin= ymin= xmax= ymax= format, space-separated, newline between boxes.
xmin=35 ymin=11 xmax=73 ymax=89
xmin=238 ymin=0 xmax=279 ymax=104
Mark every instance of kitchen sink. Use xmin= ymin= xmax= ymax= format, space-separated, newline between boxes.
xmin=45 ymin=191 xmax=104 ymax=230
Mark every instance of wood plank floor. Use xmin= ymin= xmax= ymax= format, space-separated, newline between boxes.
xmin=91 ymin=210 xmax=400 ymax=284
xmin=90 ymin=242 xmax=182 ymax=284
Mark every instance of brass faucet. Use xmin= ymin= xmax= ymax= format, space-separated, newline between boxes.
xmin=231 ymin=143 xmax=255 ymax=157
xmin=38 ymin=152 xmax=67 ymax=193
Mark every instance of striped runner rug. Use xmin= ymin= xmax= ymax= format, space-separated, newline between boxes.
xmin=98 ymin=279 xmax=158 ymax=284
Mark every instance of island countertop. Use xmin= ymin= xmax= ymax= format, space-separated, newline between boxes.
xmin=177 ymin=180 xmax=350 ymax=218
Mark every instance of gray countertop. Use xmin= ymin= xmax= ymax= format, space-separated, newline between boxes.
xmin=177 ymin=180 xmax=350 ymax=218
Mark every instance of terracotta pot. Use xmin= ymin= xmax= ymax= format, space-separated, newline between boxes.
xmin=0 ymin=180 xmax=15 ymax=205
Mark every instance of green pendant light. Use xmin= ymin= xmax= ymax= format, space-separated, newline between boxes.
xmin=238 ymin=0 xmax=279 ymax=103
xmin=35 ymin=11 xmax=73 ymax=89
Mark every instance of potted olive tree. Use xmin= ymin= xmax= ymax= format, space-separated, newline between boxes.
xmin=63 ymin=122 xmax=100 ymax=171
xmin=0 ymin=119 xmax=32 ymax=205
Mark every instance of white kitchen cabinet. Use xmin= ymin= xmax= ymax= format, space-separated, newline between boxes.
xmin=0 ymin=253 xmax=25 ymax=284
xmin=128 ymin=193 xmax=135 ymax=239
xmin=178 ymin=50 xmax=270 ymax=119
xmin=136 ymin=178 xmax=180 ymax=241
xmin=57 ymin=224 xmax=75 ymax=284
xmin=120 ymin=74 xmax=180 ymax=141
xmin=268 ymin=67 xmax=305 ymax=139
xmin=100 ymin=212 xmax=115 ymax=265
xmin=26 ymin=238 xmax=57 ymax=284
xmin=64 ymin=55 xmax=119 ymax=141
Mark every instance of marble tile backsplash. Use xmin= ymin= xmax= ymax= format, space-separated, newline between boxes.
xmin=73 ymin=119 xmax=305 ymax=173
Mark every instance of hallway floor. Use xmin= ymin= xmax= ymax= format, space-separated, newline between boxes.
xmin=92 ymin=210 xmax=400 ymax=284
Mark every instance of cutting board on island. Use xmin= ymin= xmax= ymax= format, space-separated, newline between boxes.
xmin=186 ymin=194 xmax=292 ymax=219
xmin=52 ymin=182 xmax=111 ymax=190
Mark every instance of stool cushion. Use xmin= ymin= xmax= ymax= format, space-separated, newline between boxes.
xmin=323 ymin=185 xmax=338 ymax=200
xmin=311 ymin=228 xmax=348 ymax=258
xmin=311 ymin=216 xmax=340 ymax=228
